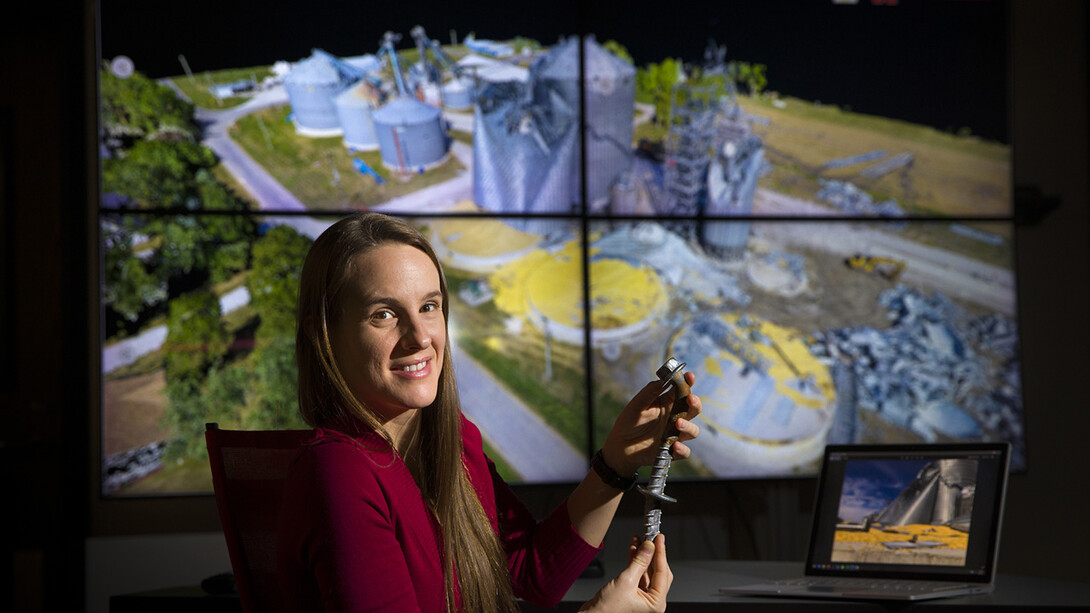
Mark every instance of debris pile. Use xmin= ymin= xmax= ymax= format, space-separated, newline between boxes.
xmin=810 ymin=286 xmax=1024 ymax=467
xmin=102 ymin=440 xmax=167 ymax=493
xmin=817 ymin=179 xmax=905 ymax=217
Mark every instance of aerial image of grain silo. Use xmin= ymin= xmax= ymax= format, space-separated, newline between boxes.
xmin=98 ymin=0 xmax=1022 ymax=496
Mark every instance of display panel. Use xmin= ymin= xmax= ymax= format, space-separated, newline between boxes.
xmin=97 ymin=0 xmax=1018 ymax=497
xmin=589 ymin=219 xmax=1022 ymax=478
xmin=101 ymin=212 xmax=589 ymax=495
xmin=583 ymin=0 xmax=1011 ymax=219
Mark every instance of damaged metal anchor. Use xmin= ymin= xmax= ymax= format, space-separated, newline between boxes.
xmin=638 ymin=357 xmax=691 ymax=541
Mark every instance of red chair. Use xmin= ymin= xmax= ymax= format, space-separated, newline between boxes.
xmin=205 ymin=422 xmax=312 ymax=613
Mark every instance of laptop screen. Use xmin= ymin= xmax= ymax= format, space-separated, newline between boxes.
xmin=805 ymin=443 xmax=1010 ymax=583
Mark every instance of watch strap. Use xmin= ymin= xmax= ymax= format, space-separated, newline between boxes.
xmin=591 ymin=449 xmax=638 ymax=492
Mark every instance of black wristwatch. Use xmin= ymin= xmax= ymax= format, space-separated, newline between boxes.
xmin=591 ymin=449 xmax=638 ymax=492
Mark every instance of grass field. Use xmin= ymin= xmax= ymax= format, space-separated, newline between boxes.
xmin=230 ymin=105 xmax=465 ymax=210
xmin=636 ymin=94 xmax=1010 ymax=218
xmin=170 ymin=66 xmax=274 ymax=110
xmin=745 ymin=95 xmax=1009 ymax=217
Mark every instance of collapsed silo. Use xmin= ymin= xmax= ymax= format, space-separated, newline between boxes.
xmin=531 ymin=36 xmax=636 ymax=210
xmin=372 ymin=97 xmax=448 ymax=172
xmin=283 ymin=49 xmax=364 ymax=136
xmin=473 ymin=79 xmax=578 ymax=235
xmin=873 ymin=459 xmax=979 ymax=528
xmin=473 ymin=36 xmax=632 ymax=234
xmin=703 ymin=133 xmax=764 ymax=259
xmin=334 ymin=80 xmax=383 ymax=151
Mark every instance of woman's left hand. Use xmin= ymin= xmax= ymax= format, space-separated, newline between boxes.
xmin=578 ymin=534 xmax=672 ymax=613
xmin=600 ymin=371 xmax=701 ymax=476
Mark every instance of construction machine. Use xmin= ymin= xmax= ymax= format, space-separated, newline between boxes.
xmin=844 ymin=253 xmax=906 ymax=282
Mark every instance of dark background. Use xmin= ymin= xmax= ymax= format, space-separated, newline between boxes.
xmin=2 ymin=1 xmax=1087 ymax=611
xmin=98 ymin=0 xmax=1010 ymax=141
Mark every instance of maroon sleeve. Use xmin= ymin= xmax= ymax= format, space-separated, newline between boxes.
xmin=460 ymin=418 xmax=602 ymax=607
xmin=278 ymin=437 xmax=431 ymax=613
xmin=492 ymin=458 xmax=603 ymax=606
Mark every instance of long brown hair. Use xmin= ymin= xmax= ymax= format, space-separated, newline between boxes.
xmin=296 ymin=213 xmax=517 ymax=613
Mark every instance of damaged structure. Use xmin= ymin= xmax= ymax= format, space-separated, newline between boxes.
xmin=811 ymin=286 xmax=1024 ymax=468
xmin=473 ymin=35 xmax=634 ymax=234
xmin=617 ymin=40 xmax=764 ymax=260
xmin=872 ymin=459 xmax=978 ymax=531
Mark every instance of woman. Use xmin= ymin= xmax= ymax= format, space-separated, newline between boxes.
xmin=278 ymin=213 xmax=701 ymax=612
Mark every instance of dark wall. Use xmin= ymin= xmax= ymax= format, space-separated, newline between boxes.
xmin=2 ymin=1 xmax=1087 ymax=611
xmin=1 ymin=1 xmax=94 ymax=611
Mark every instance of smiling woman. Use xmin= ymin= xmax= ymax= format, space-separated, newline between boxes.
xmin=329 ymin=244 xmax=447 ymax=433
xmin=279 ymin=212 xmax=701 ymax=612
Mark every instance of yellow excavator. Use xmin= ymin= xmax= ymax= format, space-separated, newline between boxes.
xmin=844 ymin=253 xmax=906 ymax=282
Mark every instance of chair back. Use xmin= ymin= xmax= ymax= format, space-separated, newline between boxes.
xmin=205 ymin=422 xmax=312 ymax=613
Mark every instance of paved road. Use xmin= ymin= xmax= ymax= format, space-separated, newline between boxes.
xmin=102 ymin=286 xmax=250 ymax=373
xmin=372 ymin=141 xmax=474 ymax=214
xmin=195 ymin=88 xmax=309 ymax=213
xmin=452 ymin=341 xmax=588 ymax=481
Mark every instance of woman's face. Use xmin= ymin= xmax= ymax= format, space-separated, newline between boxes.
xmin=330 ymin=243 xmax=446 ymax=421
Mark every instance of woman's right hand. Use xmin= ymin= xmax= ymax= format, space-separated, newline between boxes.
xmin=578 ymin=534 xmax=673 ymax=613
xmin=600 ymin=372 xmax=702 ymax=476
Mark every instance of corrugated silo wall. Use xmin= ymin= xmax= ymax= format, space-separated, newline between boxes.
xmin=703 ymin=145 xmax=764 ymax=257
xmin=398 ymin=118 xmax=446 ymax=169
xmin=441 ymin=79 xmax=474 ymax=110
xmin=336 ymin=101 xmax=378 ymax=150
xmin=373 ymin=104 xmax=446 ymax=171
xmin=585 ymin=71 xmax=635 ymax=209
xmin=285 ymin=81 xmax=344 ymax=132
xmin=473 ymin=98 xmax=578 ymax=235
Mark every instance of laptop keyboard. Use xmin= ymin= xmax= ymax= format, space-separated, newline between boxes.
xmin=778 ymin=578 xmax=969 ymax=593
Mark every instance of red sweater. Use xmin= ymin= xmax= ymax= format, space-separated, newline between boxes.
xmin=277 ymin=415 xmax=600 ymax=612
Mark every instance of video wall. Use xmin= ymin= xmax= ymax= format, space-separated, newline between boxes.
xmin=97 ymin=0 xmax=1021 ymax=496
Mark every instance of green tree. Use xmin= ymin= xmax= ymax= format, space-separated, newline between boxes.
xmin=103 ymin=139 xmax=216 ymax=209
xmin=247 ymin=336 xmax=306 ymax=430
xmin=100 ymin=67 xmax=199 ymax=149
xmin=509 ymin=36 xmax=542 ymax=53
xmin=193 ymin=173 xmax=256 ymax=283
xmin=161 ymin=290 xmax=230 ymax=460
xmin=163 ymin=290 xmax=229 ymax=386
xmin=102 ymin=219 xmax=167 ymax=324
xmin=636 ymin=58 xmax=684 ymax=124
xmin=602 ymin=40 xmax=633 ymax=65
xmin=729 ymin=61 xmax=768 ymax=97
xmin=246 ymin=224 xmax=313 ymax=339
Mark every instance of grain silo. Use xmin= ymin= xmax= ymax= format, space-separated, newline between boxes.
xmin=283 ymin=49 xmax=364 ymax=136
xmin=440 ymin=77 xmax=474 ymax=110
xmin=371 ymin=97 xmax=448 ymax=172
xmin=473 ymin=79 xmax=578 ymax=235
xmin=334 ymin=80 xmax=383 ymax=151
xmin=703 ymin=134 xmax=763 ymax=259
xmin=585 ymin=36 xmax=636 ymax=210
xmin=528 ymin=36 xmax=635 ymax=209
xmin=669 ymin=312 xmax=836 ymax=478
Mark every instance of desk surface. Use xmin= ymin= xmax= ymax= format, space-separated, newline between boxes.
xmin=111 ymin=561 xmax=1090 ymax=613
xmin=527 ymin=560 xmax=1090 ymax=612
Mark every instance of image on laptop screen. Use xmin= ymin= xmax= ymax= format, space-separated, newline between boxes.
xmin=807 ymin=444 xmax=1009 ymax=582
xmin=834 ymin=458 xmax=978 ymax=567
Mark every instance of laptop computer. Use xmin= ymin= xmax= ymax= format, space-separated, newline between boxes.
xmin=721 ymin=442 xmax=1011 ymax=601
